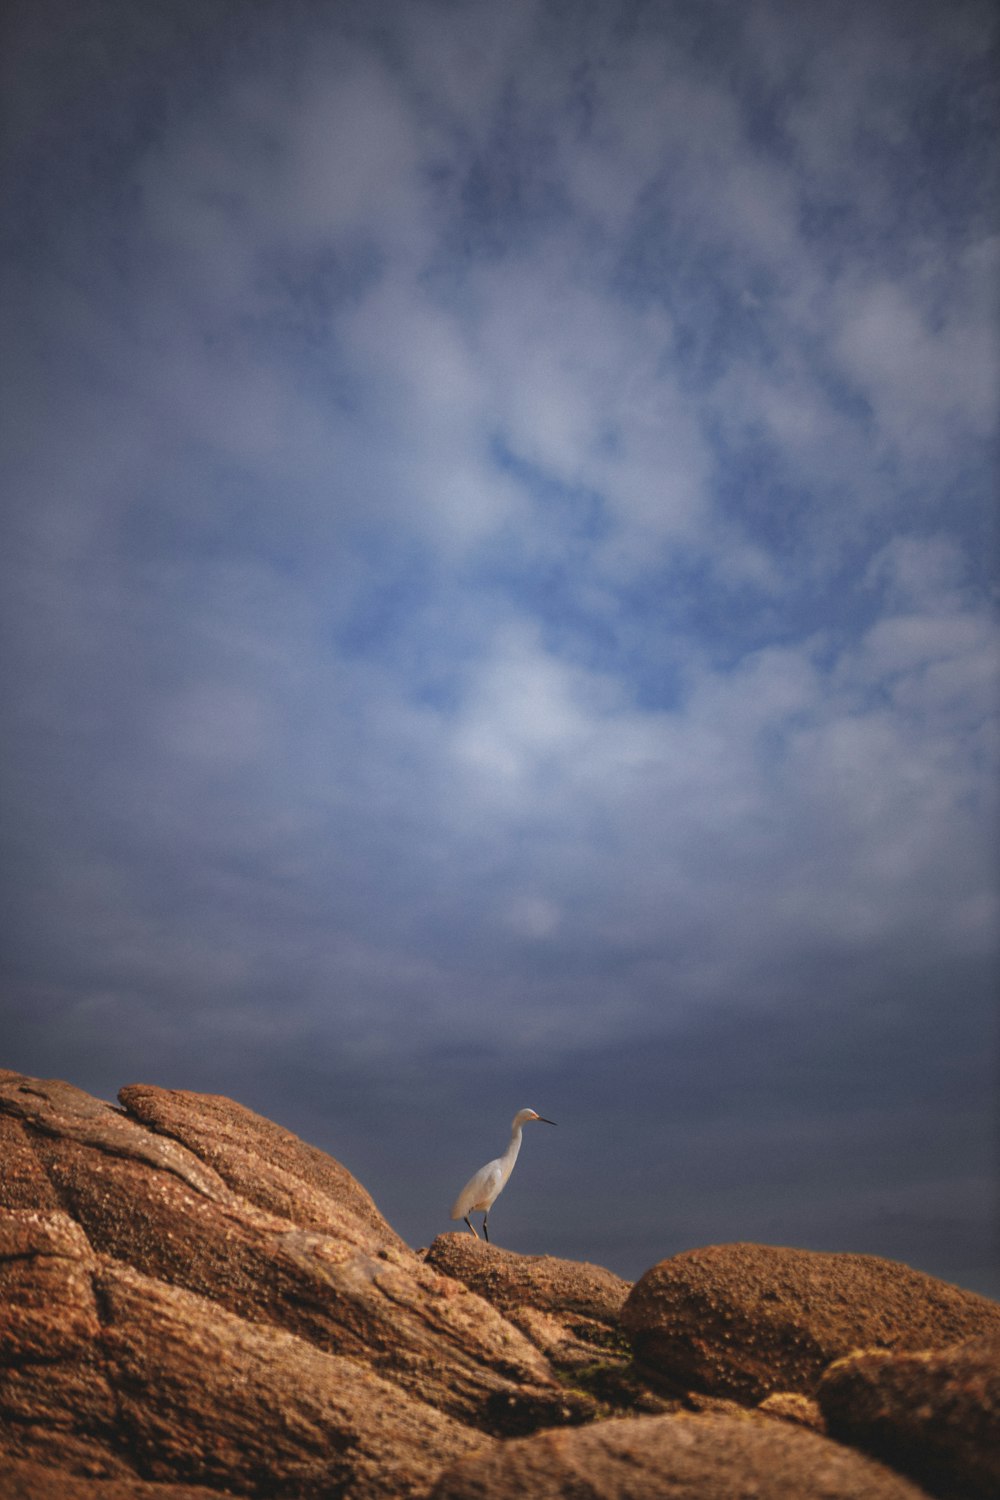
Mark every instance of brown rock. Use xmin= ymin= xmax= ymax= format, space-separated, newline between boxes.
xmin=0 ymin=1072 xmax=589 ymax=1434
xmin=0 ymin=1073 xmax=240 ymax=1209
xmin=425 ymin=1233 xmax=630 ymax=1358
xmin=818 ymin=1335 xmax=1000 ymax=1500
xmin=0 ymin=1456 xmax=224 ymax=1499
xmin=758 ymin=1391 xmax=826 ymax=1431
xmin=429 ymin=1409 xmax=931 ymax=1499
xmin=16 ymin=1066 xmax=978 ymax=1500
xmin=119 ymin=1082 xmax=403 ymax=1249
xmin=0 ymin=1209 xmax=127 ymax=1477
xmin=1 ymin=1207 xmax=488 ymax=1498
xmin=0 ymin=1111 xmax=61 ymax=1209
xmin=423 ymin=1232 xmax=667 ymax=1414
xmin=622 ymin=1243 xmax=1000 ymax=1402
xmin=98 ymin=1257 xmax=488 ymax=1497
xmin=425 ymin=1234 xmax=630 ymax=1325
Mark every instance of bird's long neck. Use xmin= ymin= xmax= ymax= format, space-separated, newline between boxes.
xmin=501 ymin=1123 xmax=523 ymax=1176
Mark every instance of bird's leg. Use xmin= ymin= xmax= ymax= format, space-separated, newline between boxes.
xmin=483 ymin=1213 xmax=490 ymax=1243
xmin=464 ymin=1215 xmax=479 ymax=1238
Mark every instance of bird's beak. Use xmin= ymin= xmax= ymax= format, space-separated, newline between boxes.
xmin=537 ymin=1116 xmax=556 ymax=1125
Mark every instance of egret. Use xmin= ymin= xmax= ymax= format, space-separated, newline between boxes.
xmin=450 ymin=1108 xmax=556 ymax=1242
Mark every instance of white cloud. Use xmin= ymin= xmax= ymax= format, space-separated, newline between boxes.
xmin=833 ymin=252 xmax=1000 ymax=454
xmin=864 ymin=534 xmax=970 ymax=607
xmin=470 ymin=255 xmax=710 ymax=560
xmin=450 ymin=622 xmax=604 ymax=790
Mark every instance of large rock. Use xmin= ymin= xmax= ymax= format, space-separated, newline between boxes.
xmin=428 ymin=1409 xmax=931 ymax=1499
xmin=622 ymin=1243 xmax=1000 ymax=1402
xmin=4 ymin=1069 xmax=989 ymax=1499
xmin=423 ymin=1233 xmax=666 ymax=1413
xmin=0 ymin=1071 xmax=589 ymax=1436
xmin=0 ymin=1207 xmax=485 ymax=1496
xmin=425 ymin=1233 xmax=630 ymax=1360
xmin=819 ymin=1335 xmax=1000 ymax=1500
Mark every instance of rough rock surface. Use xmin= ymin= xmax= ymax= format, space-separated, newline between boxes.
xmin=757 ymin=1390 xmax=826 ymax=1431
xmin=426 ymin=1233 xmax=630 ymax=1361
xmin=2 ymin=1068 xmax=994 ymax=1499
xmin=429 ymin=1409 xmax=931 ymax=1499
xmin=0 ymin=1070 xmax=589 ymax=1437
xmin=0 ymin=1207 xmax=487 ymax=1497
xmin=119 ymin=1083 xmax=403 ymax=1248
xmin=424 ymin=1232 xmax=674 ymax=1414
xmin=0 ymin=1458 xmax=221 ymax=1500
xmin=818 ymin=1335 xmax=1000 ymax=1500
xmin=622 ymin=1242 xmax=1000 ymax=1402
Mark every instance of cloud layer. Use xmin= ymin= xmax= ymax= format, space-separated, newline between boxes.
xmin=2 ymin=0 xmax=997 ymax=1290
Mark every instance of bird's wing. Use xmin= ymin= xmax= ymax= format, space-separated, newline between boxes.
xmin=451 ymin=1158 xmax=503 ymax=1218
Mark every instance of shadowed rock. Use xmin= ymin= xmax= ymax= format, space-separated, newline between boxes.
xmin=622 ymin=1243 xmax=1000 ymax=1402
xmin=428 ymin=1409 xmax=932 ymax=1499
xmin=818 ymin=1334 xmax=1000 ymax=1500
xmin=0 ymin=1458 xmax=220 ymax=1500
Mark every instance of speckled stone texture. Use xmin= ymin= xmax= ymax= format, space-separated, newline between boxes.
xmin=3 ymin=1068 xmax=996 ymax=1499
xmin=622 ymin=1242 xmax=1000 ymax=1401
xmin=429 ymin=1409 xmax=933 ymax=1500
xmin=819 ymin=1334 xmax=1000 ymax=1500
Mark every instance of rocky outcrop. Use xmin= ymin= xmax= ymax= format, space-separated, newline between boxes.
xmin=818 ymin=1335 xmax=1000 ymax=1500
xmin=2 ymin=1068 xmax=997 ymax=1499
xmin=0 ymin=1071 xmax=589 ymax=1437
xmin=424 ymin=1232 xmax=673 ymax=1413
xmin=621 ymin=1242 xmax=1000 ymax=1402
xmin=428 ymin=1409 xmax=931 ymax=1499
xmin=425 ymin=1234 xmax=630 ymax=1362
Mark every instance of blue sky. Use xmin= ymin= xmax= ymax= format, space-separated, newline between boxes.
xmin=2 ymin=0 xmax=998 ymax=1292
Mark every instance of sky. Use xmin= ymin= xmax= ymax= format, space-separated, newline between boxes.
xmin=1 ymin=0 xmax=998 ymax=1297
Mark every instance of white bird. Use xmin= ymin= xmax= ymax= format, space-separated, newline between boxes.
xmin=451 ymin=1107 xmax=556 ymax=1242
